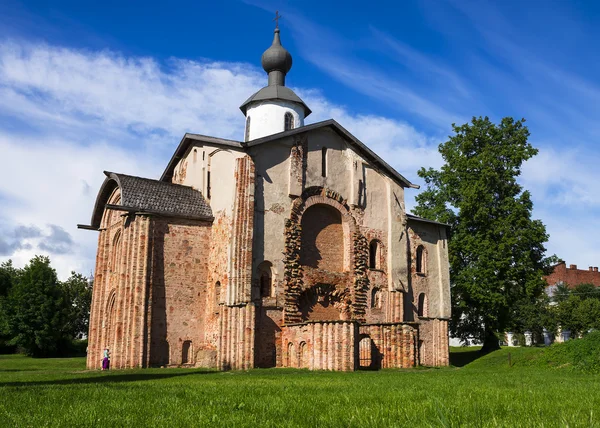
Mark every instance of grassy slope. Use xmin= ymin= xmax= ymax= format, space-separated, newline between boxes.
xmin=1 ymin=351 xmax=600 ymax=427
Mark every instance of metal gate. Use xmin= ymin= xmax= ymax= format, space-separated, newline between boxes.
xmin=359 ymin=336 xmax=373 ymax=369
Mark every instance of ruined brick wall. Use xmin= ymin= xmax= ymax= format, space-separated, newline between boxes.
xmin=284 ymin=188 xmax=361 ymax=324
xmin=282 ymin=321 xmax=357 ymax=371
xmin=417 ymin=318 xmax=449 ymax=366
xmin=545 ymin=262 xmax=600 ymax=288
xmin=148 ymin=217 xmax=212 ymax=367
xmin=359 ymin=323 xmax=417 ymax=369
xmin=218 ymin=304 xmax=255 ymax=370
xmin=227 ymin=156 xmax=255 ymax=305
xmin=87 ymin=190 xmax=153 ymax=370
xmin=86 ymin=182 xmax=215 ymax=369
xmin=217 ymin=155 xmax=256 ymax=370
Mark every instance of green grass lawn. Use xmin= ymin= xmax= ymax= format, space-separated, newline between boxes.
xmin=1 ymin=348 xmax=600 ymax=427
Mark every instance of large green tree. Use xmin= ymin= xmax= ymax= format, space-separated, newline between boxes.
xmin=61 ymin=272 xmax=92 ymax=339
xmin=0 ymin=260 xmax=20 ymax=352
xmin=7 ymin=256 xmax=71 ymax=356
xmin=413 ymin=116 xmax=552 ymax=351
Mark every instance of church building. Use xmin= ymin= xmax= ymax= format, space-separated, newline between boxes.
xmin=79 ymin=24 xmax=451 ymax=371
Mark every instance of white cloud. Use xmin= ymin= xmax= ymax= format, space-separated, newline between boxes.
xmin=0 ymin=40 xmax=437 ymax=279
xmin=1 ymin=37 xmax=597 ymax=280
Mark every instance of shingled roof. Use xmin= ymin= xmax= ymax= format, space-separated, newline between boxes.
xmin=79 ymin=172 xmax=212 ymax=230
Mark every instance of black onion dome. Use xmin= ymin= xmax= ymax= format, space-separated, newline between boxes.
xmin=261 ymin=28 xmax=292 ymax=74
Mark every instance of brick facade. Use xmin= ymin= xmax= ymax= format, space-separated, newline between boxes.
xmin=545 ymin=261 xmax=600 ymax=288
xmin=85 ymin=131 xmax=450 ymax=371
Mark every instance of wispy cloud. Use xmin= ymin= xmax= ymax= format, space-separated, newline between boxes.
xmin=0 ymin=40 xmax=437 ymax=278
xmin=278 ymin=11 xmax=464 ymax=129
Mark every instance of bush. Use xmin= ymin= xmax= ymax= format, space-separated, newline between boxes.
xmin=544 ymin=330 xmax=600 ymax=373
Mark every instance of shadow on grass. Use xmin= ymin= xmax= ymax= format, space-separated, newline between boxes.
xmin=449 ymin=350 xmax=483 ymax=367
xmin=0 ymin=369 xmax=216 ymax=388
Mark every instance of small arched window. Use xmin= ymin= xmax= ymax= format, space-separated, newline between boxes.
xmin=284 ymin=112 xmax=294 ymax=131
xmin=417 ymin=293 xmax=428 ymax=317
xmin=111 ymin=230 xmax=122 ymax=273
xmin=215 ymin=281 xmax=221 ymax=306
xmin=369 ymin=240 xmax=380 ymax=269
xmin=371 ymin=287 xmax=382 ymax=309
xmin=416 ymin=245 xmax=426 ymax=274
xmin=245 ymin=116 xmax=251 ymax=142
xmin=258 ymin=261 xmax=273 ymax=298
xmin=287 ymin=342 xmax=296 ymax=367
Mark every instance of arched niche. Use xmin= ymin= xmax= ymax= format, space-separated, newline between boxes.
xmin=257 ymin=261 xmax=274 ymax=298
xmin=299 ymin=204 xmax=344 ymax=272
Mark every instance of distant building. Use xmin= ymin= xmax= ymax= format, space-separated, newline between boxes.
xmin=545 ymin=261 xmax=600 ymax=298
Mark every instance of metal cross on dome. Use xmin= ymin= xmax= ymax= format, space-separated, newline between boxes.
xmin=273 ymin=10 xmax=282 ymax=28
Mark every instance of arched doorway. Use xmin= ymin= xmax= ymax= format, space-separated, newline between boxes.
xmin=358 ymin=336 xmax=373 ymax=369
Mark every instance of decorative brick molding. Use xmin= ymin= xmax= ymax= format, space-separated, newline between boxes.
xmin=227 ymin=156 xmax=255 ymax=305
xmin=282 ymin=321 xmax=357 ymax=371
xmin=352 ymin=232 xmax=369 ymax=322
xmin=288 ymin=135 xmax=308 ymax=197
xmin=281 ymin=320 xmax=418 ymax=371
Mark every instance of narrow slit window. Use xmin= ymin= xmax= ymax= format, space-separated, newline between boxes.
xmin=245 ymin=116 xmax=251 ymax=142
xmin=321 ymin=147 xmax=327 ymax=177
xmin=284 ymin=112 xmax=294 ymax=131
xmin=369 ymin=240 xmax=379 ymax=269
xmin=207 ymin=171 xmax=211 ymax=200
xmin=416 ymin=245 xmax=426 ymax=274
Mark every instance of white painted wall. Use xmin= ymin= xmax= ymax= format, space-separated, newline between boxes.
xmin=245 ymin=100 xmax=304 ymax=141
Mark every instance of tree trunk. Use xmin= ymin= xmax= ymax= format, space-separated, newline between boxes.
xmin=481 ymin=330 xmax=500 ymax=354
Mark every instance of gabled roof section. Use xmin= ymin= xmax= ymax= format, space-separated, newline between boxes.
xmin=160 ymin=133 xmax=243 ymax=182
xmin=160 ymin=119 xmax=418 ymax=189
xmin=79 ymin=172 xmax=213 ymax=230
xmin=406 ymin=213 xmax=450 ymax=228
xmin=247 ymin=119 xmax=418 ymax=189
xmin=239 ymin=85 xmax=312 ymax=116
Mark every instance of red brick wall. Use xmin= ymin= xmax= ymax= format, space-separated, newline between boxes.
xmin=282 ymin=321 xmax=357 ymax=371
xmin=545 ymin=262 xmax=600 ymax=288
xmin=217 ymin=156 xmax=256 ymax=370
xmin=417 ymin=318 xmax=449 ymax=366
xmin=359 ymin=323 xmax=417 ymax=369
xmin=148 ymin=217 xmax=212 ymax=367
xmin=300 ymin=204 xmax=344 ymax=271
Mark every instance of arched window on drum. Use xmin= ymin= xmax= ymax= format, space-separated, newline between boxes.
xmin=284 ymin=112 xmax=294 ymax=131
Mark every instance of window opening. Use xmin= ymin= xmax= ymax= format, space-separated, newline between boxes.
xmin=284 ymin=112 xmax=294 ymax=131
xmin=245 ymin=116 xmax=251 ymax=142
xmin=416 ymin=246 xmax=425 ymax=274
xmin=321 ymin=147 xmax=327 ymax=177
xmin=417 ymin=293 xmax=428 ymax=317
xmin=207 ymin=171 xmax=211 ymax=200
xmin=182 ymin=340 xmax=192 ymax=364
xmin=215 ymin=281 xmax=221 ymax=306
xmin=260 ymin=271 xmax=271 ymax=298
xmin=369 ymin=240 xmax=379 ymax=269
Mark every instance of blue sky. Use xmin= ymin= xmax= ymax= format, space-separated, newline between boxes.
xmin=1 ymin=0 xmax=599 ymax=278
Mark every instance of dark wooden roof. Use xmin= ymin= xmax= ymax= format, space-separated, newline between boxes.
xmin=79 ymin=172 xmax=212 ymax=230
